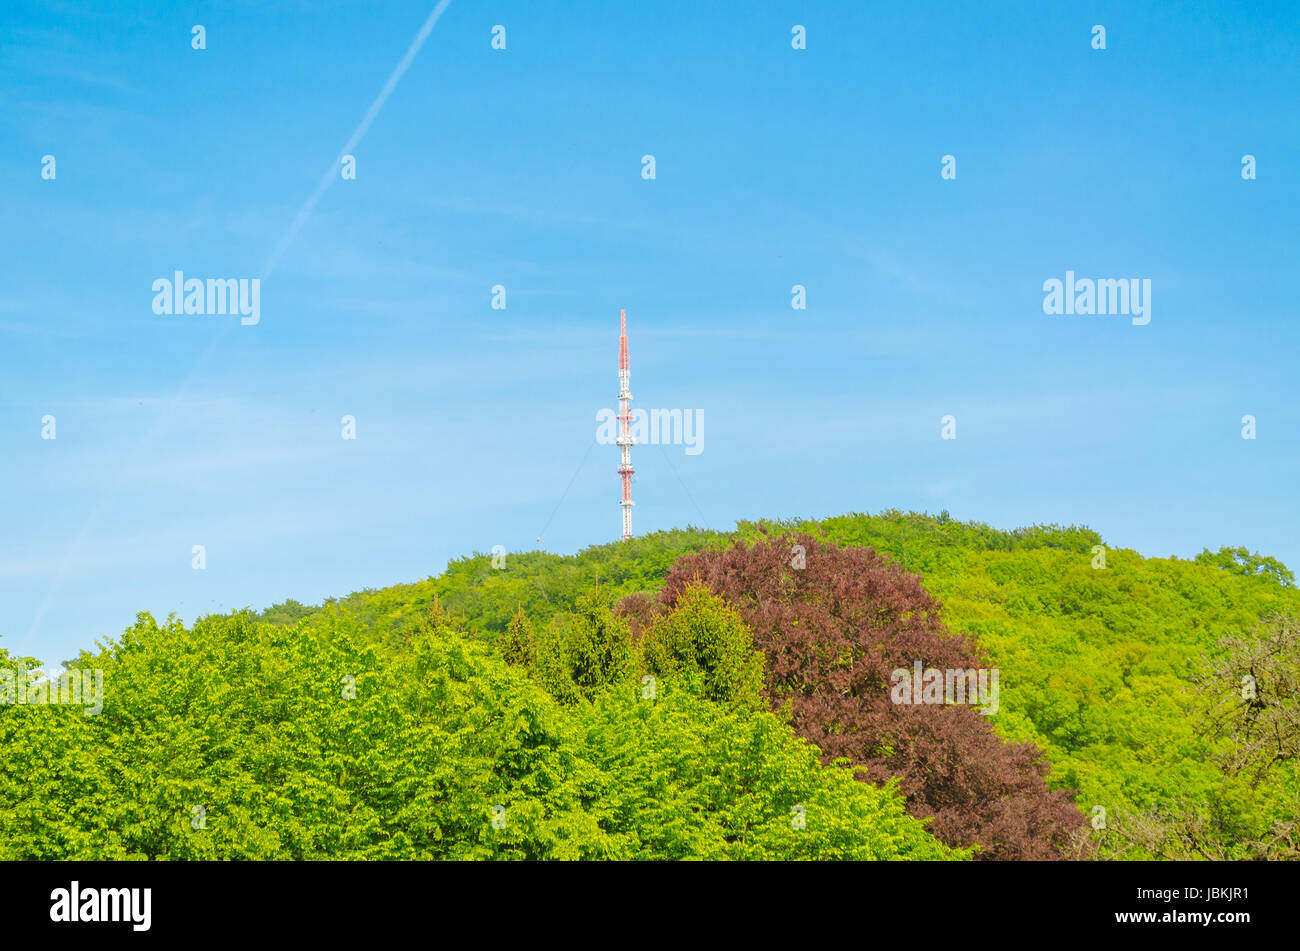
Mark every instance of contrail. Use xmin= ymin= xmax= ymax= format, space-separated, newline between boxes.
xmin=24 ymin=2 xmax=455 ymax=650
xmin=261 ymin=0 xmax=455 ymax=279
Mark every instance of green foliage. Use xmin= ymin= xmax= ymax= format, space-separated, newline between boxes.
xmin=499 ymin=606 xmax=536 ymax=668
xmin=569 ymin=679 xmax=964 ymax=860
xmin=765 ymin=513 xmax=1300 ymax=859
xmin=257 ymin=598 xmax=314 ymax=628
xmin=1194 ymin=546 xmax=1296 ymax=588
xmin=0 ymin=608 xmax=960 ymax=860
xmin=10 ymin=508 xmax=1297 ymax=861
xmin=640 ymin=582 xmax=765 ymax=709
xmin=259 ymin=527 xmax=728 ymax=645
xmin=532 ymin=617 xmax=585 ymax=707
xmin=1106 ymin=615 xmax=1300 ymax=859
xmin=563 ymin=591 xmax=635 ymax=702
xmin=526 ymin=591 xmax=636 ymax=705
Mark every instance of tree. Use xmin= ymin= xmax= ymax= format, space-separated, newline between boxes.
xmin=0 ymin=605 xmax=964 ymax=861
xmin=1198 ymin=613 xmax=1300 ymax=776
xmin=1195 ymin=546 xmax=1296 ymax=587
xmin=640 ymin=581 xmax=765 ymax=709
xmin=626 ymin=532 xmax=1090 ymax=859
xmin=1108 ymin=616 xmax=1300 ymax=861
xmin=565 ymin=591 xmax=635 ymax=700
xmin=499 ymin=606 xmax=536 ymax=668
xmin=529 ymin=591 xmax=634 ymax=704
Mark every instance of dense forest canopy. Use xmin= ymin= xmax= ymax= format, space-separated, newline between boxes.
xmin=3 ymin=510 xmax=1296 ymax=860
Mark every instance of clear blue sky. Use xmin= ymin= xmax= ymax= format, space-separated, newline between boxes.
xmin=3 ymin=0 xmax=1298 ymax=664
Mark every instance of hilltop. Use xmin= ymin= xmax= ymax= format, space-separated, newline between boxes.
xmin=262 ymin=509 xmax=1300 ymax=859
xmin=2 ymin=510 xmax=1295 ymax=860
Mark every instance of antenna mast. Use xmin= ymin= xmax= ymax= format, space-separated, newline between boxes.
xmin=616 ymin=309 xmax=634 ymax=541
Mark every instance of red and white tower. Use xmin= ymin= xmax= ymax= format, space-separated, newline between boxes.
xmin=616 ymin=308 xmax=635 ymax=541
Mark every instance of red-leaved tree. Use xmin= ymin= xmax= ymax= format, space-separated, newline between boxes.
xmin=618 ymin=532 xmax=1089 ymax=859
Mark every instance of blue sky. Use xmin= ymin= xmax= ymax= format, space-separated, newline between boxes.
xmin=2 ymin=0 xmax=1298 ymax=664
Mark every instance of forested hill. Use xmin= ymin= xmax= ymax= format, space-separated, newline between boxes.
xmin=261 ymin=509 xmax=1300 ymax=859
xmin=260 ymin=514 xmax=1114 ymax=638
xmin=3 ymin=510 xmax=1295 ymax=860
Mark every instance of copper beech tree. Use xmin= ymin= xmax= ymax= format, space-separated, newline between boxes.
xmin=619 ymin=532 xmax=1090 ymax=860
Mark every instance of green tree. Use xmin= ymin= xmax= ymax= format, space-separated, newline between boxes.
xmin=1195 ymin=546 xmax=1296 ymax=587
xmin=641 ymin=581 xmax=765 ymax=709
xmin=530 ymin=591 xmax=634 ymax=704
xmin=499 ymin=606 xmax=536 ymax=668
xmin=0 ymin=607 xmax=963 ymax=861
